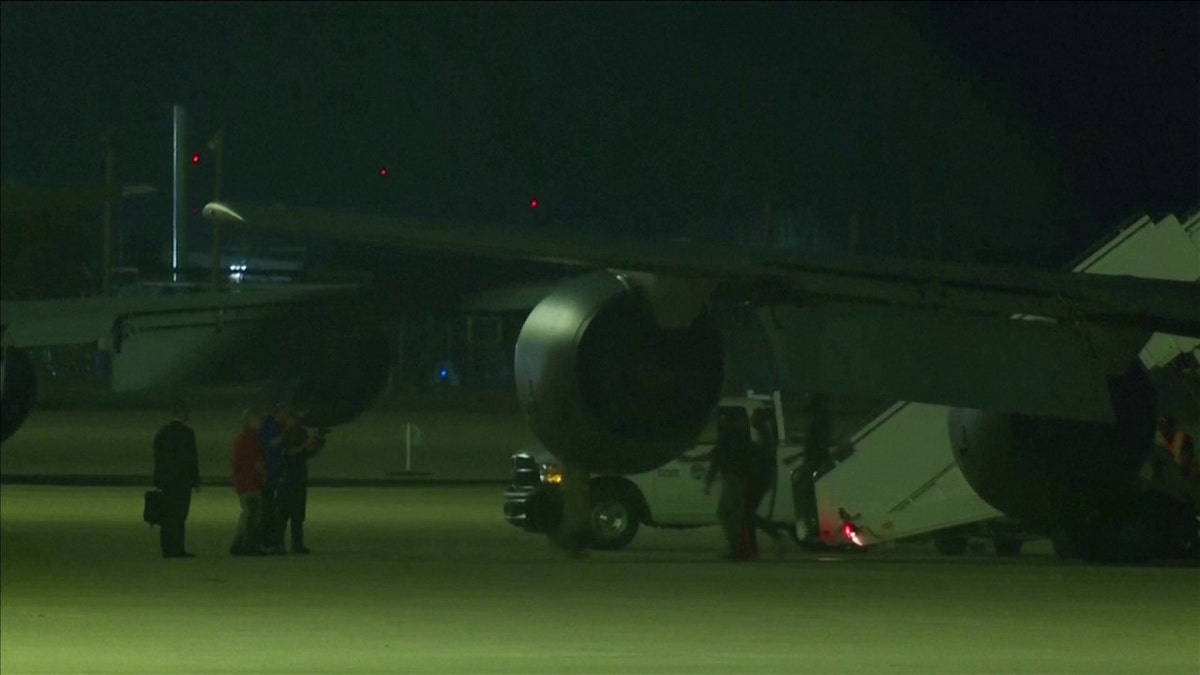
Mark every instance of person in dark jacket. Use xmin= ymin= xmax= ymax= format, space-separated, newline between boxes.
xmin=794 ymin=393 xmax=831 ymax=548
xmin=153 ymin=399 xmax=200 ymax=558
xmin=275 ymin=407 xmax=324 ymax=554
xmin=705 ymin=409 xmax=758 ymax=560
xmin=259 ymin=404 xmax=285 ymax=553
xmin=230 ymin=408 xmax=266 ymax=556
xmin=746 ymin=408 xmax=785 ymax=558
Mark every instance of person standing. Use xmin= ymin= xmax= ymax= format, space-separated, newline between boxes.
xmin=705 ymin=409 xmax=756 ymax=560
xmin=260 ymin=404 xmax=285 ymax=553
xmin=794 ymin=393 xmax=831 ymax=548
xmin=747 ymin=408 xmax=785 ymax=558
xmin=153 ymin=399 xmax=200 ymax=558
xmin=276 ymin=408 xmax=324 ymax=554
xmin=1158 ymin=416 xmax=1194 ymax=471
xmin=230 ymin=409 xmax=266 ymax=556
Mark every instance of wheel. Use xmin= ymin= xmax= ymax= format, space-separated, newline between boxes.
xmin=993 ymin=537 xmax=1023 ymax=557
xmin=587 ymin=483 xmax=641 ymax=551
xmin=934 ymin=533 xmax=969 ymax=556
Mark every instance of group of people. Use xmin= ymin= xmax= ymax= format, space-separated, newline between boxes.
xmin=703 ymin=393 xmax=832 ymax=561
xmin=703 ymin=405 xmax=790 ymax=561
xmin=151 ymin=400 xmax=324 ymax=559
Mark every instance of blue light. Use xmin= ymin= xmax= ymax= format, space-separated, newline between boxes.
xmin=439 ymin=369 xmax=448 ymax=379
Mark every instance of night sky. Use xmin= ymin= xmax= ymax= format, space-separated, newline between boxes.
xmin=2 ymin=2 xmax=1197 ymax=267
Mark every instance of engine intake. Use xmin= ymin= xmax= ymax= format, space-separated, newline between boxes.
xmin=515 ymin=271 xmax=723 ymax=474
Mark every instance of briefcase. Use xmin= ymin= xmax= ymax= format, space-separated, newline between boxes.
xmin=143 ymin=489 xmax=164 ymax=526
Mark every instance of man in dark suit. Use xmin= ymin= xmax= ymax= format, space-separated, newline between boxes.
xmin=794 ymin=393 xmax=831 ymax=548
xmin=153 ymin=399 xmax=200 ymax=558
xmin=705 ymin=408 xmax=757 ymax=560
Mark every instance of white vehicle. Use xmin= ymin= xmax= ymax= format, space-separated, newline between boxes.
xmin=503 ymin=391 xmax=807 ymax=549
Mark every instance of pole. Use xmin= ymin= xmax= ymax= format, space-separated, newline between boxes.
xmin=405 ymin=423 xmax=413 ymax=472
xmin=171 ymin=105 xmax=187 ymax=283
xmin=209 ymin=126 xmax=225 ymax=285
xmin=101 ymin=132 xmax=114 ymax=295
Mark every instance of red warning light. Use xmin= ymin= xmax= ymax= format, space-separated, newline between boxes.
xmin=529 ymin=198 xmax=539 ymax=210
xmin=379 ymin=167 xmax=388 ymax=177
xmin=191 ymin=153 xmax=201 ymax=165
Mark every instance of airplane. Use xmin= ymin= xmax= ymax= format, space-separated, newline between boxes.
xmin=4 ymin=197 xmax=1198 ymax=562
xmin=194 ymin=200 xmax=1200 ymax=563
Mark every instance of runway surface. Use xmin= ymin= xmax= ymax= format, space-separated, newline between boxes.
xmin=2 ymin=485 xmax=1198 ymax=674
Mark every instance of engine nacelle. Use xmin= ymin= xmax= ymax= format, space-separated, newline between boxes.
xmin=1 ymin=346 xmax=38 ymax=443
xmin=290 ymin=327 xmax=391 ymax=428
xmin=265 ymin=300 xmax=392 ymax=429
xmin=950 ymin=362 xmax=1198 ymax=562
xmin=515 ymin=270 xmax=723 ymax=474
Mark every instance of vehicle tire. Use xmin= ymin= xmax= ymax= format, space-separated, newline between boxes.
xmin=993 ymin=537 xmax=1023 ymax=557
xmin=934 ymin=532 xmax=969 ymax=556
xmin=587 ymin=483 xmax=641 ymax=551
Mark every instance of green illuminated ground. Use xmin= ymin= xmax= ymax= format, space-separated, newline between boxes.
xmin=2 ymin=485 xmax=1197 ymax=674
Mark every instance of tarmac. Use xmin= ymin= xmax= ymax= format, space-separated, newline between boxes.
xmin=3 ymin=406 xmax=1199 ymax=673
xmin=2 ymin=483 xmax=1198 ymax=674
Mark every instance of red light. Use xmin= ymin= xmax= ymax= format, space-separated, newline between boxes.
xmin=191 ymin=153 xmax=200 ymax=165
xmin=379 ymin=167 xmax=388 ymax=177
xmin=529 ymin=198 xmax=539 ymax=210
xmin=842 ymin=523 xmax=856 ymax=540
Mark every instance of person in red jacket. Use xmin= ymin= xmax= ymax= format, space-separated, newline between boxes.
xmin=230 ymin=408 xmax=266 ymax=556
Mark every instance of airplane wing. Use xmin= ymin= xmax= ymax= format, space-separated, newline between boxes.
xmin=204 ymin=201 xmax=1200 ymax=338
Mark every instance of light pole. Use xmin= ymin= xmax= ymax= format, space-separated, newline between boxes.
xmin=172 ymin=104 xmax=187 ymax=283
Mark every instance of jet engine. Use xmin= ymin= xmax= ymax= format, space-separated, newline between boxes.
xmin=514 ymin=270 xmax=724 ymax=474
xmin=1 ymin=346 xmax=37 ymax=443
xmin=266 ymin=301 xmax=391 ymax=429
xmin=950 ymin=363 xmax=1198 ymax=562
xmin=290 ymin=327 xmax=391 ymax=429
